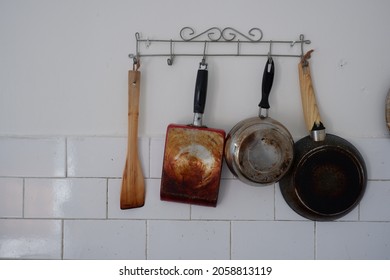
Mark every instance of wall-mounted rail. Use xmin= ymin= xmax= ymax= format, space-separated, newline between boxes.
xmin=129 ymin=27 xmax=311 ymax=66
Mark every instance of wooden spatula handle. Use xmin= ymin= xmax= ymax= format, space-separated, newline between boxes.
xmin=120 ymin=70 xmax=145 ymax=209
xmin=298 ymin=50 xmax=323 ymax=132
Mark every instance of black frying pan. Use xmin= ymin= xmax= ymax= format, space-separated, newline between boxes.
xmin=279 ymin=50 xmax=367 ymax=221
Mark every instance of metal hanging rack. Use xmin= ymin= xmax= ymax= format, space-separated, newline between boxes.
xmin=129 ymin=27 xmax=311 ymax=66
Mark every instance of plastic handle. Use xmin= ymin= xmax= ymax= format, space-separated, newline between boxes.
xmin=259 ymin=59 xmax=275 ymax=109
xmin=193 ymin=69 xmax=208 ymax=114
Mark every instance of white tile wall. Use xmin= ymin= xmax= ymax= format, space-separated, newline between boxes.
xmin=350 ymin=138 xmax=390 ymax=180
xmin=0 ymin=136 xmax=390 ymax=260
xmin=359 ymin=181 xmax=390 ymax=221
xmin=191 ymin=179 xmax=274 ymax=220
xmin=0 ymin=137 xmax=65 ymax=177
xmin=0 ymin=219 xmax=62 ymax=259
xmin=63 ymin=220 xmax=146 ymax=260
xmin=24 ymin=178 xmax=107 ymax=219
xmin=67 ymin=137 xmax=150 ymax=178
xmin=0 ymin=178 xmax=23 ymax=217
xmin=231 ymin=221 xmax=315 ymax=259
xmin=147 ymin=220 xmax=230 ymax=259
xmin=316 ymin=222 xmax=390 ymax=260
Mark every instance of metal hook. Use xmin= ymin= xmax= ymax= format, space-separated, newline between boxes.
xmin=299 ymin=34 xmax=305 ymax=58
xmin=145 ymin=37 xmax=151 ymax=48
xmin=268 ymin=40 xmax=273 ymax=63
xmin=199 ymin=41 xmax=208 ymax=69
xmin=132 ymin=32 xmax=141 ymax=66
xmin=167 ymin=39 xmax=174 ymax=65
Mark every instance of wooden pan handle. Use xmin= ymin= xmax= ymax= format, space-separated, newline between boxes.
xmin=298 ymin=50 xmax=324 ymax=133
xmin=120 ymin=70 xmax=145 ymax=209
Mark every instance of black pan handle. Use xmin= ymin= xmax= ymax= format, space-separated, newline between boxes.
xmin=193 ymin=69 xmax=208 ymax=114
xmin=259 ymin=59 xmax=275 ymax=109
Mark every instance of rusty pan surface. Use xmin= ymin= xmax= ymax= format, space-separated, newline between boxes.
xmin=160 ymin=124 xmax=225 ymax=207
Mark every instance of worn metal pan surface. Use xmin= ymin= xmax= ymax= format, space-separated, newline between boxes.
xmin=160 ymin=64 xmax=225 ymax=207
xmin=224 ymin=58 xmax=294 ymax=186
xmin=279 ymin=50 xmax=367 ymax=221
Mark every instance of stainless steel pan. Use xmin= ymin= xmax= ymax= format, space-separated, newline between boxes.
xmin=224 ymin=59 xmax=294 ymax=185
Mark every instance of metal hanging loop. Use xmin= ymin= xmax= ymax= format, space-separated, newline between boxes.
xmin=134 ymin=32 xmax=141 ymax=65
xmin=300 ymin=34 xmax=305 ymax=58
xmin=167 ymin=39 xmax=174 ymax=65
xmin=199 ymin=41 xmax=208 ymax=69
xmin=268 ymin=40 xmax=273 ymax=63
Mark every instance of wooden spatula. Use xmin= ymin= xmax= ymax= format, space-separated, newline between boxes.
xmin=120 ymin=67 xmax=145 ymax=209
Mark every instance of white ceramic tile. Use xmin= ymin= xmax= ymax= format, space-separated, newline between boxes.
xmin=0 ymin=137 xmax=65 ymax=177
xmin=316 ymin=222 xmax=390 ymax=259
xmin=351 ymin=138 xmax=390 ymax=180
xmin=360 ymin=181 xmax=390 ymax=221
xmin=275 ymin=183 xmax=359 ymax=221
xmin=108 ymin=178 xmax=190 ymax=219
xmin=67 ymin=137 xmax=149 ymax=178
xmin=0 ymin=178 xmax=23 ymax=217
xmin=24 ymin=178 xmax=107 ymax=219
xmin=0 ymin=219 xmax=62 ymax=259
xmin=147 ymin=220 xmax=230 ymax=260
xmin=63 ymin=220 xmax=146 ymax=260
xmin=231 ymin=221 xmax=315 ymax=259
xmin=191 ymin=179 xmax=274 ymax=220
xmin=275 ymin=183 xmax=306 ymax=221
xmin=150 ymin=137 xmax=164 ymax=178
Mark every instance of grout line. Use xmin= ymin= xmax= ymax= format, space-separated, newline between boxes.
xmin=61 ymin=220 xmax=64 ymax=260
xmin=106 ymin=179 xmax=109 ymax=219
xmin=314 ymin=221 xmax=317 ymax=260
xmin=273 ymin=183 xmax=276 ymax=221
xmin=358 ymin=203 xmax=361 ymax=221
xmin=22 ymin=178 xmax=25 ymax=218
xmin=229 ymin=221 xmax=232 ymax=260
xmin=145 ymin=220 xmax=148 ymax=260
xmin=0 ymin=217 xmax=386 ymax=223
xmin=147 ymin=137 xmax=151 ymax=179
xmin=65 ymin=137 xmax=68 ymax=178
